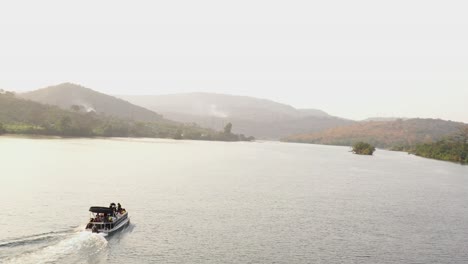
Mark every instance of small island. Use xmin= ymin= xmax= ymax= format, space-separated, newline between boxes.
xmin=352 ymin=142 xmax=376 ymax=155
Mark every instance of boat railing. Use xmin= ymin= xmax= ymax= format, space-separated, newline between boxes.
xmin=87 ymin=212 xmax=128 ymax=229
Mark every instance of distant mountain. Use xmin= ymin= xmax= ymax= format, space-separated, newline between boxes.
xmin=20 ymin=83 xmax=164 ymax=122
xmin=283 ymin=118 xmax=466 ymax=149
xmin=363 ymin=117 xmax=408 ymax=122
xmin=298 ymin=109 xmax=330 ymax=118
xmin=119 ymin=93 xmax=353 ymax=139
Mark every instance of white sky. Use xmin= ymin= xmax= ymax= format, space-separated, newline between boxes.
xmin=0 ymin=0 xmax=467 ymax=122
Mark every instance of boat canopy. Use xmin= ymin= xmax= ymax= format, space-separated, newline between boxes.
xmin=89 ymin=206 xmax=114 ymax=214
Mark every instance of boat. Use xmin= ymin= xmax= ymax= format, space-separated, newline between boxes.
xmin=85 ymin=203 xmax=130 ymax=235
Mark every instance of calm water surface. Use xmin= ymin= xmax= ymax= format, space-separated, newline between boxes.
xmin=0 ymin=136 xmax=467 ymax=263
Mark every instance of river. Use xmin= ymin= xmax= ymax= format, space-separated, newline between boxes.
xmin=1 ymin=136 xmax=467 ymax=263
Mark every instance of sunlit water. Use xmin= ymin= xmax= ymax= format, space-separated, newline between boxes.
xmin=1 ymin=136 xmax=467 ymax=263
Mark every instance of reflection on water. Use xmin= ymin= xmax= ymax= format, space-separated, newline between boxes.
xmin=1 ymin=137 xmax=467 ymax=263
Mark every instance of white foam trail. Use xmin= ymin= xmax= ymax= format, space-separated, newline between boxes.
xmin=5 ymin=232 xmax=108 ymax=264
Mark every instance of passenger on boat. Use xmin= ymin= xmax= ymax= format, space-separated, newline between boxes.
xmin=117 ymin=203 xmax=126 ymax=214
xmin=95 ymin=214 xmax=103 ymax=222
xmin=109 ymin=203 xmax=116 ymax=212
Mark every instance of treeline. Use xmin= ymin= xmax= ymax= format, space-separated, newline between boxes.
xmin=281 ymin=115 xmax=468 ymax=164
xmin=169 ymin=122 xmax=254 ymax=141
xmin=0 ymin=92 xmax=255 ymax=142
xmin=283 ymin=118 xmax=464 ymax=149
xmin=408 ymin=127 xmax=468 ymax=164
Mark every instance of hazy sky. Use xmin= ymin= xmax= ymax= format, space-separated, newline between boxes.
xmin=1 ymin=0 xmax=467 ymax=122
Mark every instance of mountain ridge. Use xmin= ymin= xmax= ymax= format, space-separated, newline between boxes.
xmin=0 ymin=91 xmax=255 ymax=141
xmin=20 ymin=83 xmax=165 ymax=123
xmin=18 ymin=83 xmax=464 ymax=145
xmin=283 ymin=118 xmax=467 ymax=149
xmin=119 ymin=92 xmax=352 ymax=139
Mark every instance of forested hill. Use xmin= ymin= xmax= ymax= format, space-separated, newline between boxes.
xmin=0 ymin=92 xmax=254 ymax=141
xmin=283 ymin=118 xmax=466 ymax=149
xmin=20 ymin=83 xmax=164 ymax=122
xmin=119 ymin=93 xmax=352 ymax=139
xmin=1 ymin=91 xmax=99 ymax=136
xmin=0 ymin=91 xmax=177 ymax=137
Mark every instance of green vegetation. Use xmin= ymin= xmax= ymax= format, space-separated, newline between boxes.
xmin=207 ymin=123 xmax=255 ymax=142
xmin=0 ymin=92 xmax=254 ymax=142
xmin=284 ymin=118 xmax=468 ymax=163
xmin=352 ymin=142 xmax=376 ymax=155
xmin=410 ymin=140 xmax=467 ymax=163
xmin=224 ymin=122 xmax=232 ymax=134
xmin=409 ymin=126 xmax=468 ymax=163
xmin=0 ymin=122 xmax=5 ymax=134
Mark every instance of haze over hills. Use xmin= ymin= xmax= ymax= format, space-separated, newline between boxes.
xmin=284 ymin=118 xmax=466 ymax=149
xmin=298 ymin=109 xmax=330 ymax=118
xmin=20 ymin=83 xmax=164 ymax=123
xmin=0 ymin=91 xmax=134 ymax=136
xmin=14 ymin=83 xmax=466 ymax=146
xmin=363 ymin=117 xmax=409 ymax=122
xmin=17 ymin=83 xmax=353 ymax=139
xmin=0 ymin=91 xmax=255 ymax=141
xmin=120 ymin=93 xmax=354 ymax=139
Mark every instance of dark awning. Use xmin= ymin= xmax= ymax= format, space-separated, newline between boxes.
xmin=89 ymin=206 xmax=113 ymax=214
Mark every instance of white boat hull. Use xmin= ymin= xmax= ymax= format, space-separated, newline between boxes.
xmin=86 ymin=216 xmax=130 ymax=235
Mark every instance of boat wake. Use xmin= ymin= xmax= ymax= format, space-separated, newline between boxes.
xmin=0 ymin=229 xmax=73 ymax=248
xmin=2 ymin=230 xmax=108 ymax=264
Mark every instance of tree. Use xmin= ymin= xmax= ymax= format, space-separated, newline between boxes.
xmin=0 ymin=122 xmax=5 ymax=134
xmin=56 ymin=116 xmax=72 ymax=135
xmin=173 ymin=129 xmax=183 ymax=140
xmin=224 ymin=122 xmax=232 ymax=134
xmin=70 ymin=105 xmax=81 ymax=112
xmin=352 ymin=142 xmax=376 ymax=155
xmin=183 ymin=130 xmax=202 ymax=140
xmin=457 ymin=125 xmax=468 ymax=145
xmin=457 ymin=125 xmax=468 ymax=161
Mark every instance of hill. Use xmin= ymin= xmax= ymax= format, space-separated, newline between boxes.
xmin=20 ymin=83 xmax=164 ymax=122
xmin=0 ymin=91 xmax=104 ymax=136
xmin=0 ymin=92 xmax=253 ymax=141
xmin=119 ymin=93 xmax=353 ymax=139
xmin=283 ymin=118 xmax=466 ymax=149
xmin=298 ymin=109 xmax=330 ymax=118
